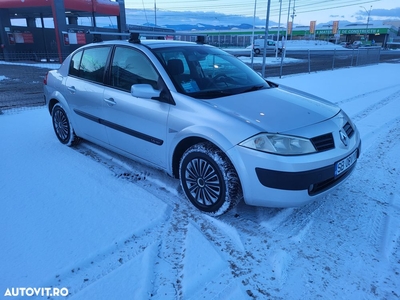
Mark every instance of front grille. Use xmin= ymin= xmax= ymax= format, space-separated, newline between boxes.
xmin=343 ymin=122 xmax=354 ymax=138
xmin=310 ymin=133 xmax=335 ymax=152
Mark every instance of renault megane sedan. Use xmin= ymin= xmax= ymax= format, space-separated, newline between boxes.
xmin=44 ymin=36 xmax=361 ymax=216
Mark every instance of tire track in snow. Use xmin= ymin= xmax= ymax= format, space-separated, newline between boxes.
xmin=45 ymin=214 xmax=170 ymax=299
xmin=226 ymin=201 xmax=325 ymax=291
xmin=73 ymin=141 xmax=299 ymax=298
xmin=359 ymin=119 xmax=400 ymax=295
xmin=334 ymin=83 xmax=400 ymax=107
xmin=313 ymin=118 xmax=400 ymax=298
xmin=45 ymin=140 xmax=197 ymax=299
xmin=43 ymin=142 xmax=186 ymax=298
xmin=345 ymin=85 xmax=400 ymax=153
xmin=71 ymin=142 xmax=246 ymax=299
xmin=73 ymin=139 xmax=334 ymax=298
xmin=188 ymin=212 xmax=279 ymax=299
xmin=201 ymin=204 xmax=321 ymax=296
xmin=350 ymin=87 xmax=400 ymax=123
xmin=150 ymin=202 xmax=189 ymax=299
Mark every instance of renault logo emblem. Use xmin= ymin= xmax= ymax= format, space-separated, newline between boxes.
xmin=339 ymin=130 xmax=348 ymax=146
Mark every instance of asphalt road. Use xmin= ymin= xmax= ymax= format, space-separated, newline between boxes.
xmin=0 ymin=64 xmax=50 ymax=111
xmin=1 ymin=49 xmax=399 ymax=111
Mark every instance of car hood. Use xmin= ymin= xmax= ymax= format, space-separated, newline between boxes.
xmin=210 ymin=85 xmax=340 ymax=133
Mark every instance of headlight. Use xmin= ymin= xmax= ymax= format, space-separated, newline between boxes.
xmin=239 ymin=133 xmax=316 ymax=155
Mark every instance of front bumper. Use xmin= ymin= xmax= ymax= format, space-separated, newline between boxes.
xmin=256 ymin=142 xmax=360 ymax=196
xmin=227 ymin=137 xmax=361 ymax=208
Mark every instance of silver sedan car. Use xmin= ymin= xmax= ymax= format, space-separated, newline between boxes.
xmin=43 ymin=37 xmax=361 ymax=215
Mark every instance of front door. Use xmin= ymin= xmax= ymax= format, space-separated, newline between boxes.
xmin=103 ymin=46 xmax=170 ymax=168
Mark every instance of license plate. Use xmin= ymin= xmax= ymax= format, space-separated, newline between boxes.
xmin=335 ymin=150 xmax=358 ymax=177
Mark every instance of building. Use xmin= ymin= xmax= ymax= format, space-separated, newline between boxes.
xmin=0 ymin=0 xmax=126 ymax=62
xmin=179 ymin=22 xmax=399 ymax=49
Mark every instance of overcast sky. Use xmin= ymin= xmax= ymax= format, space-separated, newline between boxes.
xmin=123 ymin=0 xmax=400 ymax=26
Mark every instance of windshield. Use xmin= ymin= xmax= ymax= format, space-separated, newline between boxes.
xmin=152 ymin=45 xmax=270 ymax=99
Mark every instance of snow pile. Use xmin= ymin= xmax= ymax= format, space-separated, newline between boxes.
xmin=281 ymin=39 xmax=345 ymax=50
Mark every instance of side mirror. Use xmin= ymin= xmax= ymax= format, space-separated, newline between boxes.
xmin=131 ymin=84 xmax=160 ymax=99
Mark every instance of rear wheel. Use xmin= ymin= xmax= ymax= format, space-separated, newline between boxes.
xmin=179 ymin=142 xmax=242 ymax=216
xmin=51 ymin=103 xmax=77 ymax=146
xmin=254 ymin=48 xmax=261 ymax=55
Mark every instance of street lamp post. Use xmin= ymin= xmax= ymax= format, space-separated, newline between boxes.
xmin=360 ymin=5 xmax=372 ymax=41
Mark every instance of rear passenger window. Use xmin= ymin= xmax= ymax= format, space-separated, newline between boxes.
xmin=69 ymin=50 xmax=82 ymax=76
xmin=69 ymin=46 xmax=111 ymax=84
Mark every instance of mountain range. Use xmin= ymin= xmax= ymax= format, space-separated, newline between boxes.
xmin=124 ymin=8 xmax=356 ymax=32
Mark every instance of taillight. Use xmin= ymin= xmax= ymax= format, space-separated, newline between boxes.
xmin=44 ymin=72 xmax=48 ymax=85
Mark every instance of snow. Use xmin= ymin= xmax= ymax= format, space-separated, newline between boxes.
xmin=280 ymin=39 xmax=349 ymax=50
xmin=1 ymin=61 xmax=400 ymax=299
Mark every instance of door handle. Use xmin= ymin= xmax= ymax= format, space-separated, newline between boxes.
xmin=67 ymin=86 xmax=76 ymax=93
xmin=104 ymin=97 xmax=116 ymax=106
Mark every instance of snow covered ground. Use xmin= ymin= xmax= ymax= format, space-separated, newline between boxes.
xmin=1 ymin=63 xmax=399 ymax=299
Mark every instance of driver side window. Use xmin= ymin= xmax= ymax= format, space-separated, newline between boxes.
xmin=111 ymin=47 xmax=159 ymax=92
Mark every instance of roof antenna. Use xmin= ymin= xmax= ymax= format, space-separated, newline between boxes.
xmin=129 ymin=32 xmax=141 ymax=44
xmin=196 ymin=36 xmax=206 ymax=44
xmin=92 ymin=34 xmax=103 ymax=43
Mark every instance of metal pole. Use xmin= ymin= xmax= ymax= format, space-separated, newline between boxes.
xmin=356 ymin=49 xmax=360 ymax=66
xmin=251 ymin=0 xmax=257 ymax=68
xmin=275 ymin=0 xmax=282 ymax=59
xmin=154 ymin=0 xmax=157 ymax=26
xmin=283 ymin=0 xmax=292 ymax=60
xmin=290 ymin=0 xmax=296 ymax=41
xmin=279 ymin=49 xmax=284 ymax=78
xmin=261 ymin=0 xmax=272 ymax=78
xmin=91 ymin=0 xmax=96 ymax=29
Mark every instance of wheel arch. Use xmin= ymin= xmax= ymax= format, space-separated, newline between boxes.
xmin=46 ymin=90 xmax=71 ymax=116
xmin=48 ymin=98 xmax=59 ymax=115
xmin=170 ymin=126 xmax=244 ymax=179
xmin=172 ymin=136 xmax=210 ymax=179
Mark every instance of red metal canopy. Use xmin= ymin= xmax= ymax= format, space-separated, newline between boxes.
xmin=0 ymin=0 xmax=120 ymax=15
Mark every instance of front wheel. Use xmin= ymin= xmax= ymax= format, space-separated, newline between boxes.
xmin=51 ymin=103 xmax=77 ymax=146
xmin=179 ymin=143 xmax=242 ymax=216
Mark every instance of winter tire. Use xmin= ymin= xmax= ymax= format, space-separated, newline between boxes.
xmin=179 ymin=142 xmax=242 ymax=216
xmin=51 ymin=103 xmax=77 ymax=146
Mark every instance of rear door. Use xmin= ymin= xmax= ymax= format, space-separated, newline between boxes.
xmin=64 ymin=46 xmax=111 ymax=143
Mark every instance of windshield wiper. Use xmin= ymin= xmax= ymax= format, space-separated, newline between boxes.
xmin=242 ymin=85 xmax=267 ymax=93
xmin=190 ymin=90 xmax=234 ymax=99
